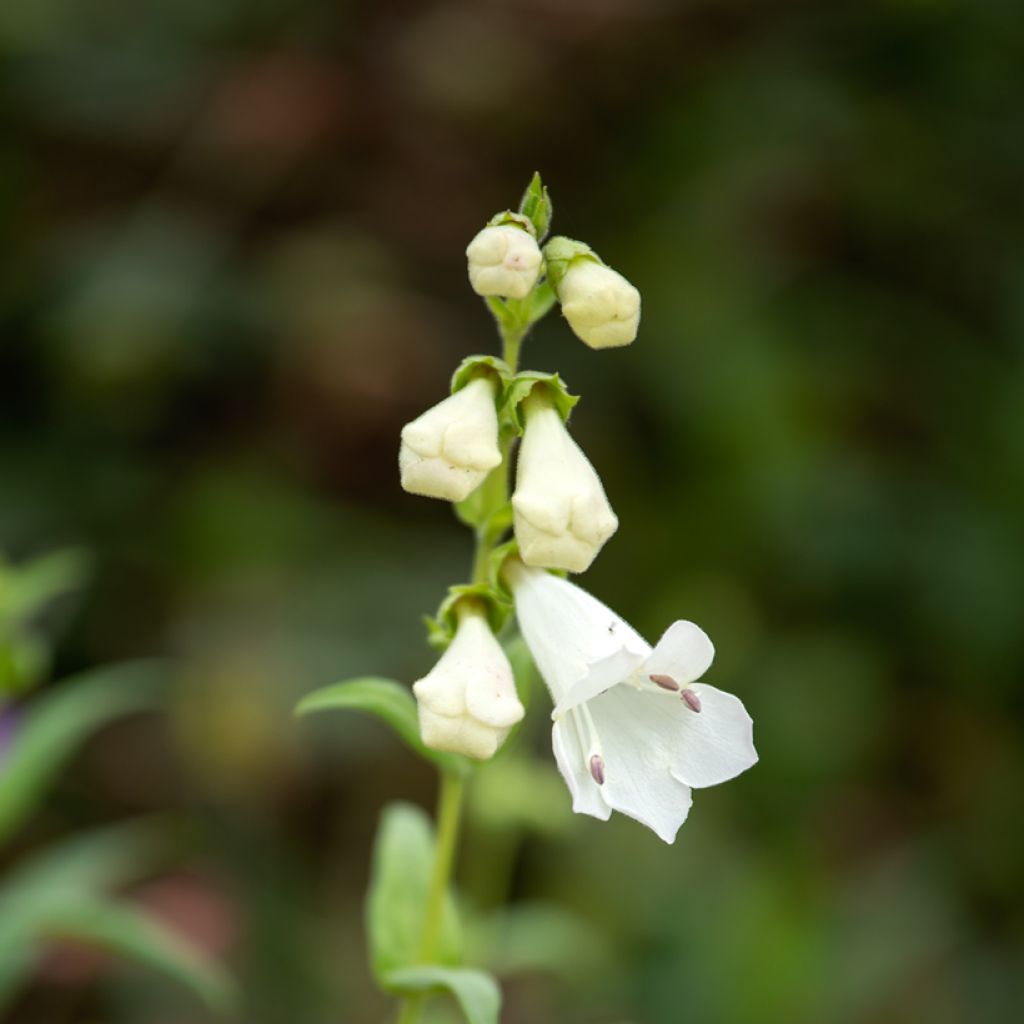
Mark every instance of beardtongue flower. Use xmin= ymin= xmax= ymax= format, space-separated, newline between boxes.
xmin=557 ymin=257 xmax=640 ymax=350
xmin=413 ymin=601 xmax=525 ymax=760
xmin=505 ymin=560 xmax=757 ymax=843
xmin=466 ymin=224 xmax=543 ymax=300
xmin=511 ymin=389 xmax=618 ymax=574
xmin=399 ymin=376 xmax=502 ymax=503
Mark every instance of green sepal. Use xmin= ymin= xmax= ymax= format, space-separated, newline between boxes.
xmin=366 ymin=804 xmax=462 ymax=983
xmin=424 ymin=584 xmax=512 ymax=652
xmin=450 ymin=354 xmax=512 ymax=395
xmin=295 ymin=677 xmax=470 ymax=776
xmin=503 ymin=371 xmax=579 ymax=434
xmin=385 ymin=966 xmax=501 ymax=1024
xmin=484 ymin=210 xmax=535 ymax=238
xmin=542 ymin=235 xmax=601 ymax=291
xmin=518 ymin=172 xmax=553 ymax=242
xmin=486 ymin=540 xmax=520 ymax=604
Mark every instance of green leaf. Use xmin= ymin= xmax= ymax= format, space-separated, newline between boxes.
xmin=366 ymin=803 xmax=461 ymax=982
xmin=387 ymin=966 xmax=501 ymax=1024
xmin=295 ymin=677 xmax=470 ymax=775
xmin=518 ymin=172 xmax=553 ymax=241
xmin=41 ymin=900 xmax=236 ymax=1014
xmin=0 ymin=661 xmax=168 ymax=845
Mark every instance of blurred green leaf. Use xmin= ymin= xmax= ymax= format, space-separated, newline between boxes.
xmin=296 ymin=677 xmax=468 ymax=775
xmin=475 ymin=903 xmax=606 ymax=978
xmin=0 ymin=661 xmax=167 ymax=845
xmin=41 ymin=900 xmax=236 ymax=1014
xmin=469 ymin=757 xmax=573 ymax=837
xmin=366 ymin=803 xmax=461 ymax=982
xmin=0 ymin=548 xmax=90 ymax=625
xmin=386 ymin=966 xmax=500 ymax=1024
xmin=0 ymin=820 xmax=170 ymax=1008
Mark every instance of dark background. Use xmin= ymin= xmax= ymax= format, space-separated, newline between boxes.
xmin=2 ymin=1 xmax=1023 ymax=1021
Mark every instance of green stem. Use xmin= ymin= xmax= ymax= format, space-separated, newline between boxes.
xmin=396 ymin=316 xmax=529 ymax=1024
xmin=395 ymin=772 xmax=465 ymax=1024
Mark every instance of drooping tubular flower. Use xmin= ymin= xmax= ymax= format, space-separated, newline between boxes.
xmin=557 ymin=257 xmax=641 ymax=350
xmin=466 ymin=224 xmax=543 ymax=300
xmin=505 ymin=560 xmax=757 ymax=843
xmin=399 ymin=376 xmax=502 ymax=503
xmin=413 ymin=600 xmax=525 ymax=760
xmin=511 ymin=389 xmax=618 ymax=574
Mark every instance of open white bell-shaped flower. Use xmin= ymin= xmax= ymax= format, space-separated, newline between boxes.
xmin=466 ymin=224 xmax=543 ymax=300
xmin=506 ymin=560 xmax=757 ymax=843
xmin=558 ymin=257 xmax=640 ymax=349
xmin=511 ymin=390 xmax=618 ymax=573
xmin=413 ymin=601 xmax=524 ymax=760
xmin=399 ymin=376 xmax=502 ymax=503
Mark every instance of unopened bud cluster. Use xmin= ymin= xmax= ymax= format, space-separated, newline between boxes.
xmin=399 ymin=175 xmax=642 ymax=760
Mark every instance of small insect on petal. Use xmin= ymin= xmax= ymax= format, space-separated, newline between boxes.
xmin=681 ymin=689 xmax=702 ymax=713
xmin=589 ymin=754 xmax=606 ymax=785
xmin=650 ymin=673 xmax=680 ymax=692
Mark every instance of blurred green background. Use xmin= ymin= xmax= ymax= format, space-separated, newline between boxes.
xmin=2 ymin=1 xmax=1023 ymax=1022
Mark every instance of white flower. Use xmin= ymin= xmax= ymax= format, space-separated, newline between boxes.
xmin=558 ymin=258 xmax=640 ymax=349
xmin=466 ymin=224 xmax=543 ymax=300
xmin=506 ymin=561 xmax=757 ymax=843
xmin=413 ymin=602 xmax=525 ymax=760
xmin=511 ymin=391 xmax=618 ymax=573
xmin=399 ymin=377 xmax=502 ymax=502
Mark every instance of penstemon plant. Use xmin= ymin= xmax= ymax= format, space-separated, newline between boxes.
xmin=297 ymin=174 xmax=758 ymax=1024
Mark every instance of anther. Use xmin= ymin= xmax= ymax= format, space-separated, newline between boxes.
xmin=589 ymin=754 xmax=606 ymax=785
xmin=650 ymin=673 xmax=679 ymax=692
xmin=681 ymin=689 xmax=702 ymax=713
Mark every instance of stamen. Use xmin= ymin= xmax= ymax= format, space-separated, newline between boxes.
xmin=589 ymin=754 xmax=605 ymax=785
xmin=681 ymin=689 xmax=702 ymax=713
xmin=650 ymin=673 xmax=679 ymax=692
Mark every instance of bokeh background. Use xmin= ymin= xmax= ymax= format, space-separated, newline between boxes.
xmin=2 ymin=1 xmax=1023 ymax=1022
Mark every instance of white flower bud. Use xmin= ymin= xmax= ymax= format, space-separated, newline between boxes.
xmin=413 ymin=603 xmax=524 ymax=760
xmin=558 ymin=258 xmax=640 ymax=349
xmin=466 ymin=224 xmax=542 ymax=300
xmin=399 ymin=377 xmax=502 ymax=503
xmin=512 ymin=392 xmax=618 ymax=573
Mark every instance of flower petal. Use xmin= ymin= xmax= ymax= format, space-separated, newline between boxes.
xmin=667 ymin=683 xmax=757 ymax=788
xmin=508 ymin=563 xmax=648 ymax=706
xmin=643 ymin=620 xmax=715 ymax=687
xmin=553 ymin=644 xmax=647 ymax=717
xmin=551 ymin=719 xmax=611 ymax=821
xmin=586 ymin=687 xmax=694 ymax=843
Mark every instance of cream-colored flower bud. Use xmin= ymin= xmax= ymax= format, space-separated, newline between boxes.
xmin=399 ymin=377 xmax=502 ymax=503
xmin=413 ymin=603 xmax=524 ymax=760
xmin=512 ymin=391 xmax=618 ymax=573
xmin=558 ymin=258 xmax=640 ymax=349
xmin=466 ymin=224 xmax=542 ymax=300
